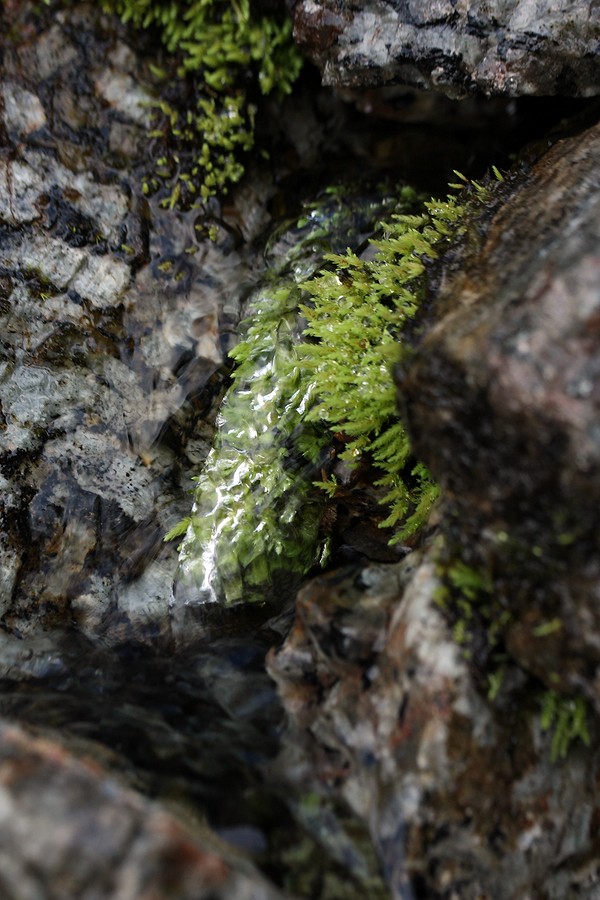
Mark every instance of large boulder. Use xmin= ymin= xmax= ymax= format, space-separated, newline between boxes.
xmin=0 ymin=720 xmax=288 ymax=900
xmin=290 ymin=0 xmax=600 ymax=97
xmin=400 ymin=119 xmax=600 ymax=708
xmin=268 ymin=114 xmax=600 ymax=899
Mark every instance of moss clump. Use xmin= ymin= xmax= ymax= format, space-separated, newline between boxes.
xmin=434 ymin=552 xmax=512 ymax=697
xmin=169 ymin=185 xmax=404 ymax=604
xmin=300 ymin=173 xmax=506 ymax=537
xmin=299 ymin=187 xmax=469 ymax=541
xmin=170 ymin=177 xmax=500 ymax=605
xmin=540 ymin=691 xmax=590 ymax=761
xmin=101 ymin=0 xmax=303 ymax=206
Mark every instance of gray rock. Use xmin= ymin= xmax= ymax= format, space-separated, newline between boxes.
xmin=0 ymin=158 xmax=48 ymax=225
xmin=290 ymin=0 xmax=600 ymax=97
xmin=95 ymin=68 xmax=154 ymax=126
xmin=1 ymin=81 xmax=46 ymax=136
xmin=31 ymin=23 xmax=78 ymax=79
xmin=0 ymin=4 xmax=252 ymax=647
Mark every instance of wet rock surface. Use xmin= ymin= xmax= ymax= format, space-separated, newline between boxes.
xmin=401 ymin=120 xmax=600 ymax=709
xmin=269 ymin=553 xmax=600 ymax=900
xmin=1 ymin=1 xmax=600 ymax=899
xmin=290 ymin=0 xmax=600 ymax=98
xmin=0 ymin=5 xmax=389 ymax=896
xmin=0 ymin=5 xmax=257 ymax=646
xmin=0 ymin=1 xmax=532 ymax=651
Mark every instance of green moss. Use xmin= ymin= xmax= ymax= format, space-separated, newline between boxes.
xmin=101 ymin=0 xmax=303 ymax=206
xmin=540 ymin=691 xmax=590 ymax=761
xmin=170 ymin=176 xmax=500 ymax=605
xmin=436 ymin=553 xmax=511 ymax=669
xmin=299 ymin=184 xmax=480 ymax=540
xmin=438 ymin=549 xmax=591 ymax=760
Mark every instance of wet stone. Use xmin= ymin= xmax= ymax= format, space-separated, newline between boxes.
xmin=12 ymin=234 xmax=87 ymax=287
xmin=268 ymin=553 xmax=600 ymax=899
xmin=0 ymin=3 xmax=253 ymax=647
xmin=2 ymin=2 xmax=598 ymax=899
xmin=69 ymin=254 xmax=131 ymax=308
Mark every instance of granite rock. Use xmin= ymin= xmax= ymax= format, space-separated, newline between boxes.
xmin=290 ymin=0 xmax=600 ymax=97
xmin=268 ymin=555 xmax=600 ymax=899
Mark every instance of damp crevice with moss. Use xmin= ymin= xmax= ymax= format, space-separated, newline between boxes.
xmin=169 ymin=173 xmax=503 ymax=606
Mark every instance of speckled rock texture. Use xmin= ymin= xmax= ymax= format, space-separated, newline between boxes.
xmin=400 ymin=119 xmax=600 ymax=711
xmin=0 ymin=3 xmax=258 ymax=647
xmin=268 ymin=555 xmax=600 ymax=900
xmin=0 ymin=720 xmax=288 ymax=900
xmin=290 ymin=0 xmax=600 ymax=97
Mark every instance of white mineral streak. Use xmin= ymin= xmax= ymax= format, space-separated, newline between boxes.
xmin=399 ymin=558 xmax=465 ymax=682
xmin=95 ymin=69 xmax=154 ymax=126
xmin=1 ymin=82 xmax=46 ymax=135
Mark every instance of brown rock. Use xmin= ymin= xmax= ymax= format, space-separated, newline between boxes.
xmin=399 ymin=121 xmax=600 ymax=704
xmin=268 ymin=556 xmax=600 ymax=899
xmin=0 ymin=720 xmax=288 ymax=900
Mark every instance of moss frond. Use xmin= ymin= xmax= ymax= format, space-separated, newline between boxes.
xmin=300 ymin=187 xmax=471 ymax=539
xmin=101 ymin=0 xmax=302 ymax=205
xmin=540 ymin=692 xmax=590 ymax=760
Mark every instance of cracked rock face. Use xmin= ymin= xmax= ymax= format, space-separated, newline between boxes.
xmin=0 ymin=4 xmax=257 ymax=647
xmin=290 ymin=0 xmax=600 ymax=97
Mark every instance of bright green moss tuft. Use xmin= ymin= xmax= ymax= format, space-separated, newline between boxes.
xmin=299 ymin=185 xmax=480 ymax=539
xmin=101 ymin=0 xmax=303 ymax=206
xmin=540 ymin=691 xmax=590 ymax=761
xmin=170 ymin=177 xmax=500 ymax=605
